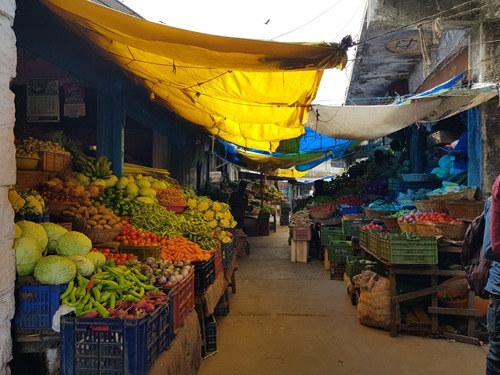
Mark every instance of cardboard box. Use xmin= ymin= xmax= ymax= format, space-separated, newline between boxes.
xmin=426 ymin=130 xmax=460 ymax=147
xmin=291 ymin=240 xmax=309 ymax=262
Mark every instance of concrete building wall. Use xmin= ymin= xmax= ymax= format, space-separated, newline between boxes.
xmin=480 ymin=18 xmax=500 ymax=194
xmin=0 ymin=1 xmax=17 ymax=374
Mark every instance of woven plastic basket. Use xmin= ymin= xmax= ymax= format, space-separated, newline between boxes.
xmin=445 ymin=200 xmax=484 ymax=222
xmin=433 ymin=222 xmax=467 ymax=241
xmin=364 ymin=208 xmax=396 ymax=220
xmin=412 ymin=200 xmax=430 ymax=211
xmin=398 ymin=223 xmax=417 ymax=233
xmin=45 ymin=201 xmax=77 ymax=214
xmin=381 ymin=216 xmax=401 ymax=231
xmin=401 ymin=173 xmax=436 ymax=182
xmin=428 ymin=188 xmax=477 ymax=201
xmin=81 ymin=228 xmax=121 ymax=244
xmin=426 ymin=199 xmax=448 ymax=214
xmin=415 ymin=221 xmax=442 ymax=237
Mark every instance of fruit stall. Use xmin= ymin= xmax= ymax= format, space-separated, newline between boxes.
xmin=10 ymin=137 xmax=242 ymax=373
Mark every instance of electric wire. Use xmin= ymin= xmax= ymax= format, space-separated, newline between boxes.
xmin=270 ymin=0 xmax=346 ymax=41
xmin=354 ymin=0 xmax=489 ymax=46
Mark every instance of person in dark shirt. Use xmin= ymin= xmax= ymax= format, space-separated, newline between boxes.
xmin=228 ymin=181 xmax=249 ymax=233
xmin=484 ymin=175 xmax=500 ymax=374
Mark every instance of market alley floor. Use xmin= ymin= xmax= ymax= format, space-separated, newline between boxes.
xmin=198 ymin=224 xmax=488 ymax=375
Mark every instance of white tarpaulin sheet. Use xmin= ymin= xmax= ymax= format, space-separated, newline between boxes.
xmin=306 ymin=83 xmax=498 ymax=140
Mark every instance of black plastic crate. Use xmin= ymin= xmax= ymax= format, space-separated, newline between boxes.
xmin=147 ymin=297 xmax=174 ymax=366
xmin=193 ymin=255 xmax=216 ymax=295
xmin=203 ymin=314 xmax=217 ymax=355
xmin=330 ymin=263 xmax=346 ymax=280
xmin=221 ymin=241 xmax=234 ymax=268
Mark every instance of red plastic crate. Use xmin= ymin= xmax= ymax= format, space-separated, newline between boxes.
xmin=164 ymin=268 xmax=195 ymax=331
xmin=292 ymin=226 xmax=311 ymax=241
xmin=213 ymin=249 xmax=223 ymax=278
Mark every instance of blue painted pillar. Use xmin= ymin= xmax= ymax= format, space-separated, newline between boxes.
xmin=409 ymin=125 xmax=426 ymax=173
xmin=467 ymin=107 xmax=482 ymax=189
xmin=96 ymin=90 xmax=125 ymax=177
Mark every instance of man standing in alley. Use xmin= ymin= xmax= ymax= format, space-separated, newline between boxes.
xmin=228 ymin=180 xmax=249 ymax=234
xmin=484 ymin=175 xmax=500 ymax=374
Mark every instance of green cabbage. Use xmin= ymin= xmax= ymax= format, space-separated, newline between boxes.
xmin=17 ymin=220 xmax=48 ymax=252
xmin=14 ymin=237 xmax=43 ymax=276
xmin=40 ymin=222 xmax=68 ymax=253
xmin=85 ymin=252 xmax=106 ymax=268
xmin=68 ymin=255 xmax=95 ymax=277
xmin=56 ymin=231 xmax=92 ymax=257
xmin=34 ymin=255 xmax=77 ymax=285
xmin=14 ymin=223 xmax=22 ymax=239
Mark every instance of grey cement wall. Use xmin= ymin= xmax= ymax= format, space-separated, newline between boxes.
xmin=0 ymin=1 xmax=18 ymax=374
xmin=480 ymin=18 xmax=500 ymax=195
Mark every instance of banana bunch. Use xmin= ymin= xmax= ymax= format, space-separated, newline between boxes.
xmin=72 ymin=150 xmax=113 ymax=179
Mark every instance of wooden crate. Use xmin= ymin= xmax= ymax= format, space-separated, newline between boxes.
xmin=38 ymin=152 xmax=72 ymax=172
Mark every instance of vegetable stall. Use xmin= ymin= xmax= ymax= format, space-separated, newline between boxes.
xmin=11 ymin=137 xmax=241 ymax=373
xmin=287 ymin=146 xmax=486 ymax=343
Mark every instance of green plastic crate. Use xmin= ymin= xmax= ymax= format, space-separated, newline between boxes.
xmin=368 ymin=230 xmax=382 ymax=255
xmin=358 ymin=229 xmax=370 ymax=249
xmin=342 ymin=218 xmax=372 ymax=238
xmin=320 ymin=227 xmax=345 ymax=245
xmin=345 ymin=256 xmax=385 ymax=281
xmin=326 ymin=240 xmax=353 ymax=263
xmin=378 ymin=234 xmax=437 ymax=264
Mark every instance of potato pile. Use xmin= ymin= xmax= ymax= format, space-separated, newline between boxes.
xmin=62 ymin=201 xmax=123 ymax=231
xmin=39 ymin=177 xmax=103 ymax=202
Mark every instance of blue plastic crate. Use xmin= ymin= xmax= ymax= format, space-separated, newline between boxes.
xmin=338 ymin=205 xmax=362 ymax=215
xmin=14 ymin=212 xmax=50 ymax=223
xmin=60 ymin=314 xmax=150 ymax=375
xmin=14 ymin=283 xmax=67 ymax=330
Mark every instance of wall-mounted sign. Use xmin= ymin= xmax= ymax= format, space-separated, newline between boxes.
xmin=209 ymin=171 xmax=222 ymax=183
xmin=63 ymin=83 xmax=86 ymax=118
xmin=27 ymin=79 xmax=60 ymax=122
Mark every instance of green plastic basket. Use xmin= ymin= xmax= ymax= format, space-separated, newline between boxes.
xmin=326 ymin=240 xmax=353 ymax=263
xmin=342 ymin=218 xmax=372 ymax=238
xmin=320 ymin=227 xmax=345 ymax=245
xmin=378 ymin=233 xmax=437 ymax=264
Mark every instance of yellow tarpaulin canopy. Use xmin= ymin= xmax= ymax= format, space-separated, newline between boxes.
xmin=268 ymin=168 xmax=310 ymax=179
xmin=236 ymin=148 xmax=329 ymax=173
xmin=42 ymin=0 xmax=348 ymax=152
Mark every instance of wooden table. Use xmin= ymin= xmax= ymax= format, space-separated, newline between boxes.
xmin=359 ymin=244 xmax=481 ymax=345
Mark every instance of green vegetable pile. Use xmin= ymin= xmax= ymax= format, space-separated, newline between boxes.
xmin=61 ymin=263 xmax=159 ymax=318
xmin=98 ymin=188 xmax=142 ymax=216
